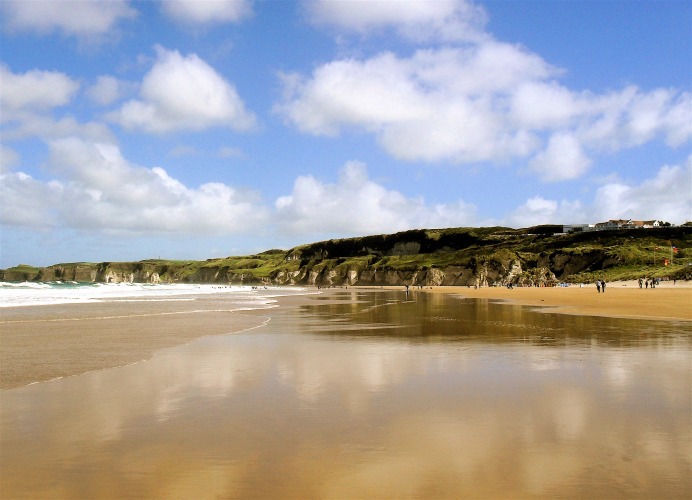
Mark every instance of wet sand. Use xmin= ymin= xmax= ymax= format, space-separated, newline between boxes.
xmin=365 ymin=280 xmax=692 ymax=321
xmin=1 ymin=289 xmax=690 ymax=499
xmin=2 ymin=282 xmax=690 ymax=389
xmin=0 ymin=297 xmax=270 ymax=389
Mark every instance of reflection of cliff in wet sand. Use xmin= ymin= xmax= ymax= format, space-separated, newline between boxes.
xmin=2 ymin=282 xmax=690 ymax=389
xmin=2 ymin=288 xmax=690 ymax=499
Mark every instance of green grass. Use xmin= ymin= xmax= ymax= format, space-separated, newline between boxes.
xmin=2 ymin=226 xmax=690 ymax=284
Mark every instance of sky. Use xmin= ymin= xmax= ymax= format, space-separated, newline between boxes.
xmin=1 ymin=0 xmax=690 ymax=268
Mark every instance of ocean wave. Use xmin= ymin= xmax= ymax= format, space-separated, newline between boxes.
xmin=0 ymin=282 xmax=312 ymax=308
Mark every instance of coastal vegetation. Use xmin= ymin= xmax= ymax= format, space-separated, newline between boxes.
xmin=2 ymin=226 xmax=690 ymax=287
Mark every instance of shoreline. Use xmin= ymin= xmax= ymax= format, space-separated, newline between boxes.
xmin=0 ymin=297 xmax=273 ymax=390
xmin=2 ymin=282 xmax=689 ymax=389
xmin=351 ymin=280 xmax=692 ymax=322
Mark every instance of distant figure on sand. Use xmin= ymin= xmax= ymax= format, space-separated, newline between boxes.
xmin=639 ymin=278 xmax=643 ymax=288
xmin=601 ymin=280 xmax=606 ymax=293
xmin=596 ymin=281 xmax=601 ymax=293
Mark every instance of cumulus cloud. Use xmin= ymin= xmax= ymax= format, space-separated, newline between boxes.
xmin=591 ymin=156 xmax=692 ymax=223
xmin=87 ymin=76 xmax=134 ymax=106
xmin=578 ymin=87 xmax=692 ymax=152
xmin=306 ymin=0 xmax=488 ymax=42
xmin=276 ymin=43 xmax=554 ymax=163
xmin=1 ymin=0 xmax=136 ymax=37
xmin=0 ymin=65 xmax=114 ymax=143
xmin=161 ymin=0 xmax=253 ymax=25
xmin=0 ymin=65 xmax=79 ymax=119
xmin=109 ymin=46 xmax=256 ymax=133
xmin=0 ymin=64 xmax=119 ymax=146
xmin=0 ymin=171 xmax=62 ymax=227
xmin=507 ymin=197 xmax=586 ymax=228
xmin=279 ymin=4 xmax=692 ymax=183
xmin=275 ymin=161 xmax=476 ymax=236
xmin=510 ymin=82 xmax=583 ymax=130
xmin=0 ymin=137 xmax=267 ymax=234
xmin=2 ymin=114 xmax=115 ymax=143
xmin=528 ymin=132 xmax=592 ymax=182
xmin=0 ymin=144 xmax=20 ymax=173
xmin=508 ymin=157 xmax=691 ymax=227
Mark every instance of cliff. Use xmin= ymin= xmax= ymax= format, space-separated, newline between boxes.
xmin=2 ymin=226 xmax=690 ymax=286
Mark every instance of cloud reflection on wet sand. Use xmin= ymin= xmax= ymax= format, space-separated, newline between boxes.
xmin=1 ymin=291 xmax=690 ymax=498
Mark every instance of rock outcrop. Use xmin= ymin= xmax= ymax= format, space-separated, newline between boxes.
xmin=2 ymin=226 xmax=689 ymax=286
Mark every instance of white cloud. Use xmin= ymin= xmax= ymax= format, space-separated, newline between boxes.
xmin=87 ymin=76 xmax=134 ymax=106
xmin=508 ymin=157 xmax=691 ymax=227
xmin=592 ymin=156 xmax=692 ymax=223
xmin=507 ymin=196 xmax=585 ymax=228
xmin=109 ymin=46 xmax=256 ymax=133
xmin=0 ymin=65 xmax=115 ymax=143
xmin=0 ymin=171 xmax=62 ymax=227
xmin=306 ymin=0 xmax=488 ymax=42
xmin=0 ymin=65 xmax=79 ymax=119
xmin=511 ymin=82 xmax=583 ymax=130
xmin=161 ymin=0 xmax=252 ymax=25
xmin=277 ymin=41 xmax=690 ymax=182
xmin=578 ymin=87 xmax=692 ymax=153
xmin=0 ymin=137 xmax=267 ymax=235
xmin=661 ymin=93 xmax=692 ymax=147
xmin=529 ymin=132 xmax=592 ymax=182
xmin=0 ymin=144 xmax=20 ymax=173
xmin=624 ymin=89 xmax=692 ymax=148
xmin=275 ymin=161 xmax=476 ymax=236
xmin=1 ymin=0 xmax=136 ymax=37
xmin=2 ymin=114 xmax=115 ymax=143
xmin=276 ymin=43 xmax=554 ymax=163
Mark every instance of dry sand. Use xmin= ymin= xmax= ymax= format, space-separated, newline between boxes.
xmin=418 ymin=280 xmax=692 ymax=321
xmin=1 ymin=281 xmax=689 ymax=390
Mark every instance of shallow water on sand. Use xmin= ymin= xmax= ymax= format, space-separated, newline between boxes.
xmin=1 ymin=290 xmax=690 ymax=498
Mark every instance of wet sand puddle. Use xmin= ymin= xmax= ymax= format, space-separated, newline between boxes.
xmin=1 ymin=290 xmax=690 ymax=498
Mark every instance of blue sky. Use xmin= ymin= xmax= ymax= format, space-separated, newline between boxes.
xmin=1 ymin=0 xmax=690 ymax=268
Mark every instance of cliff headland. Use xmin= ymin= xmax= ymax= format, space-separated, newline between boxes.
xmin=3 ymin=225 xmax=690 ymax=287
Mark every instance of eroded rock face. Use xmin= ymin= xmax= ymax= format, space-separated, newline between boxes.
xmin=1 ymin=251 xmax=582 ymax=287
xmin=389 ymin=241 xmax=421 ymax=256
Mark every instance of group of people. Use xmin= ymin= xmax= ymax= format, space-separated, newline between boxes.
xmin=638 ymin=277 xmax=661 ymax=289
xmin=595 ymin=280 xmax=607 ymax=293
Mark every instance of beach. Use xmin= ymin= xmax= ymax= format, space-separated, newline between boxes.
xmin=1 ymin=281 xmax=690 ymax=389
xmin=0 ymin=296 xmax=273 ymax=389
xmin=418 ymin=279 xmax=692 ymax=321
xmin=1 ymin=285 xmax=690 ymax=498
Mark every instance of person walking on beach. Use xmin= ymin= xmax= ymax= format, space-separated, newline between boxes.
xmin=601 ymin=280 xmax=606 ymax=293
xmin=596 ymin=280 xmax=601 ymax=293
xmin=639 ymin=278 xmax=643 ymax=288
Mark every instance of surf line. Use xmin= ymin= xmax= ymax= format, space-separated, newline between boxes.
xmin=0 ymin=308 xmax=273 ymax=324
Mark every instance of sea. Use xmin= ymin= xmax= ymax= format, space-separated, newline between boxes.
xmin=0 ymin=281 xmax=311 ymax=308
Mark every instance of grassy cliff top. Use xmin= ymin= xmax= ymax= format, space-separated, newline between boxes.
xmin=2 ymin=225 xmax=691 ymax=284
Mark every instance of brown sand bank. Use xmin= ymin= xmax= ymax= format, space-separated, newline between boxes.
xmin=401 ymin=280 xmax=692 ymax=321
xmin=0 ymin=297 xmax=270 ymax=389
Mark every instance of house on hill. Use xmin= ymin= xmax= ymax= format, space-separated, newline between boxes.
xmin=564 ymin=219 xmax=666 ymax=233
xmin=594 ymin=219 xmax=662 ymax=230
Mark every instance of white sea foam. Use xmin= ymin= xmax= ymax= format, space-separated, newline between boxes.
xmin=0 ymin=282 xmax=311 ymax=308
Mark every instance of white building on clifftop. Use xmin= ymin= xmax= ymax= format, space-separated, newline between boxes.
xmin=563 ymin=219 xmax=666 ymax=233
